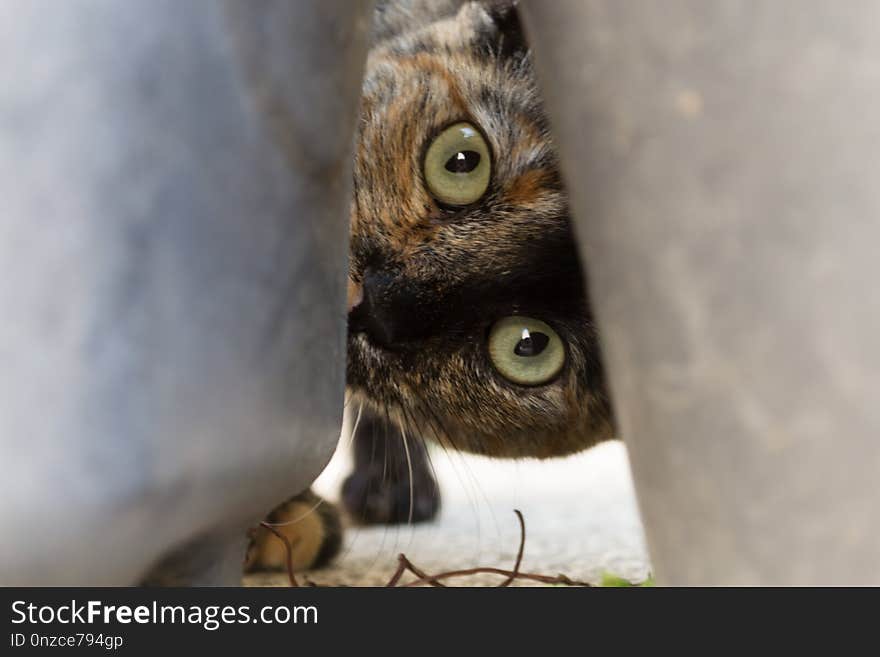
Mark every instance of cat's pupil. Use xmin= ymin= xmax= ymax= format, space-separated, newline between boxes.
xmin=444 ymin=150 xmax=481 ymax=174
xmin=514 ymin=329 xmax=550 ymax=357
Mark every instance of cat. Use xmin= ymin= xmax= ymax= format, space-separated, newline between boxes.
xmin=245 ymin=0 xmax=614 ymax=576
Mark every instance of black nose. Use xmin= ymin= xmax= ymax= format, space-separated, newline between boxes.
xmin=347 ymin=268 xmax=429 ymax=348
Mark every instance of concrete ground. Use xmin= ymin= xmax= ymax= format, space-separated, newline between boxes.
xmin=245 ymin=436 xmax=651 ymax=587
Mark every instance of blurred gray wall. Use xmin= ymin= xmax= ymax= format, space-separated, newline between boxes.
xmin=523 ymin=0 xmax=880 ymax=584
xmin=0 ymin=0 xmax=372 ymax=585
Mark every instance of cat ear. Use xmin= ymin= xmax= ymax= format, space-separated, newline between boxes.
xmin=459 ymin=1 xmax=529 ymax=60
xmin=483 ymin=0 xmax=528 ymax=59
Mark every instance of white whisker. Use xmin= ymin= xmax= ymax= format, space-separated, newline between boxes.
xmin=261 ymin=496 xmax=324 ymax=528
xmin=399 ymin=422 xmax=415 ymax=527
xmin=347 ymin=402 xmax=365 ymax=450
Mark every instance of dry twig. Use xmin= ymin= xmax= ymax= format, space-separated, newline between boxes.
xmin=258 ymin=509 xmax=593 ymax=588
xmin=258 ymin=521 xmax=300 ymax=587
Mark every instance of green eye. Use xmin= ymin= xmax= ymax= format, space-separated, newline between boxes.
xmin=488 ymin=316 xmax=565 ymax=386
xmin=423 ymin=122 xmax=491 ymax=206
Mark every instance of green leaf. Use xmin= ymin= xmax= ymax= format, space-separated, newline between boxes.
xmin=600 ymin=572 xmax=655 ymax=587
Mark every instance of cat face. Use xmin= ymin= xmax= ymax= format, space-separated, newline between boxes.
xmin=346 ymin=3 xmax=613 ymax=458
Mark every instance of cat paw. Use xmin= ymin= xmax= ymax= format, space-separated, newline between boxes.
xmin=245 ymin=490 xmax=342 ymax=574
xmin=342 ymin=465 xmax=440 ymax=525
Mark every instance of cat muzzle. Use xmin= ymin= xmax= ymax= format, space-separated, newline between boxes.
xmin=347 ymin=268 xmax=436 ymax=349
